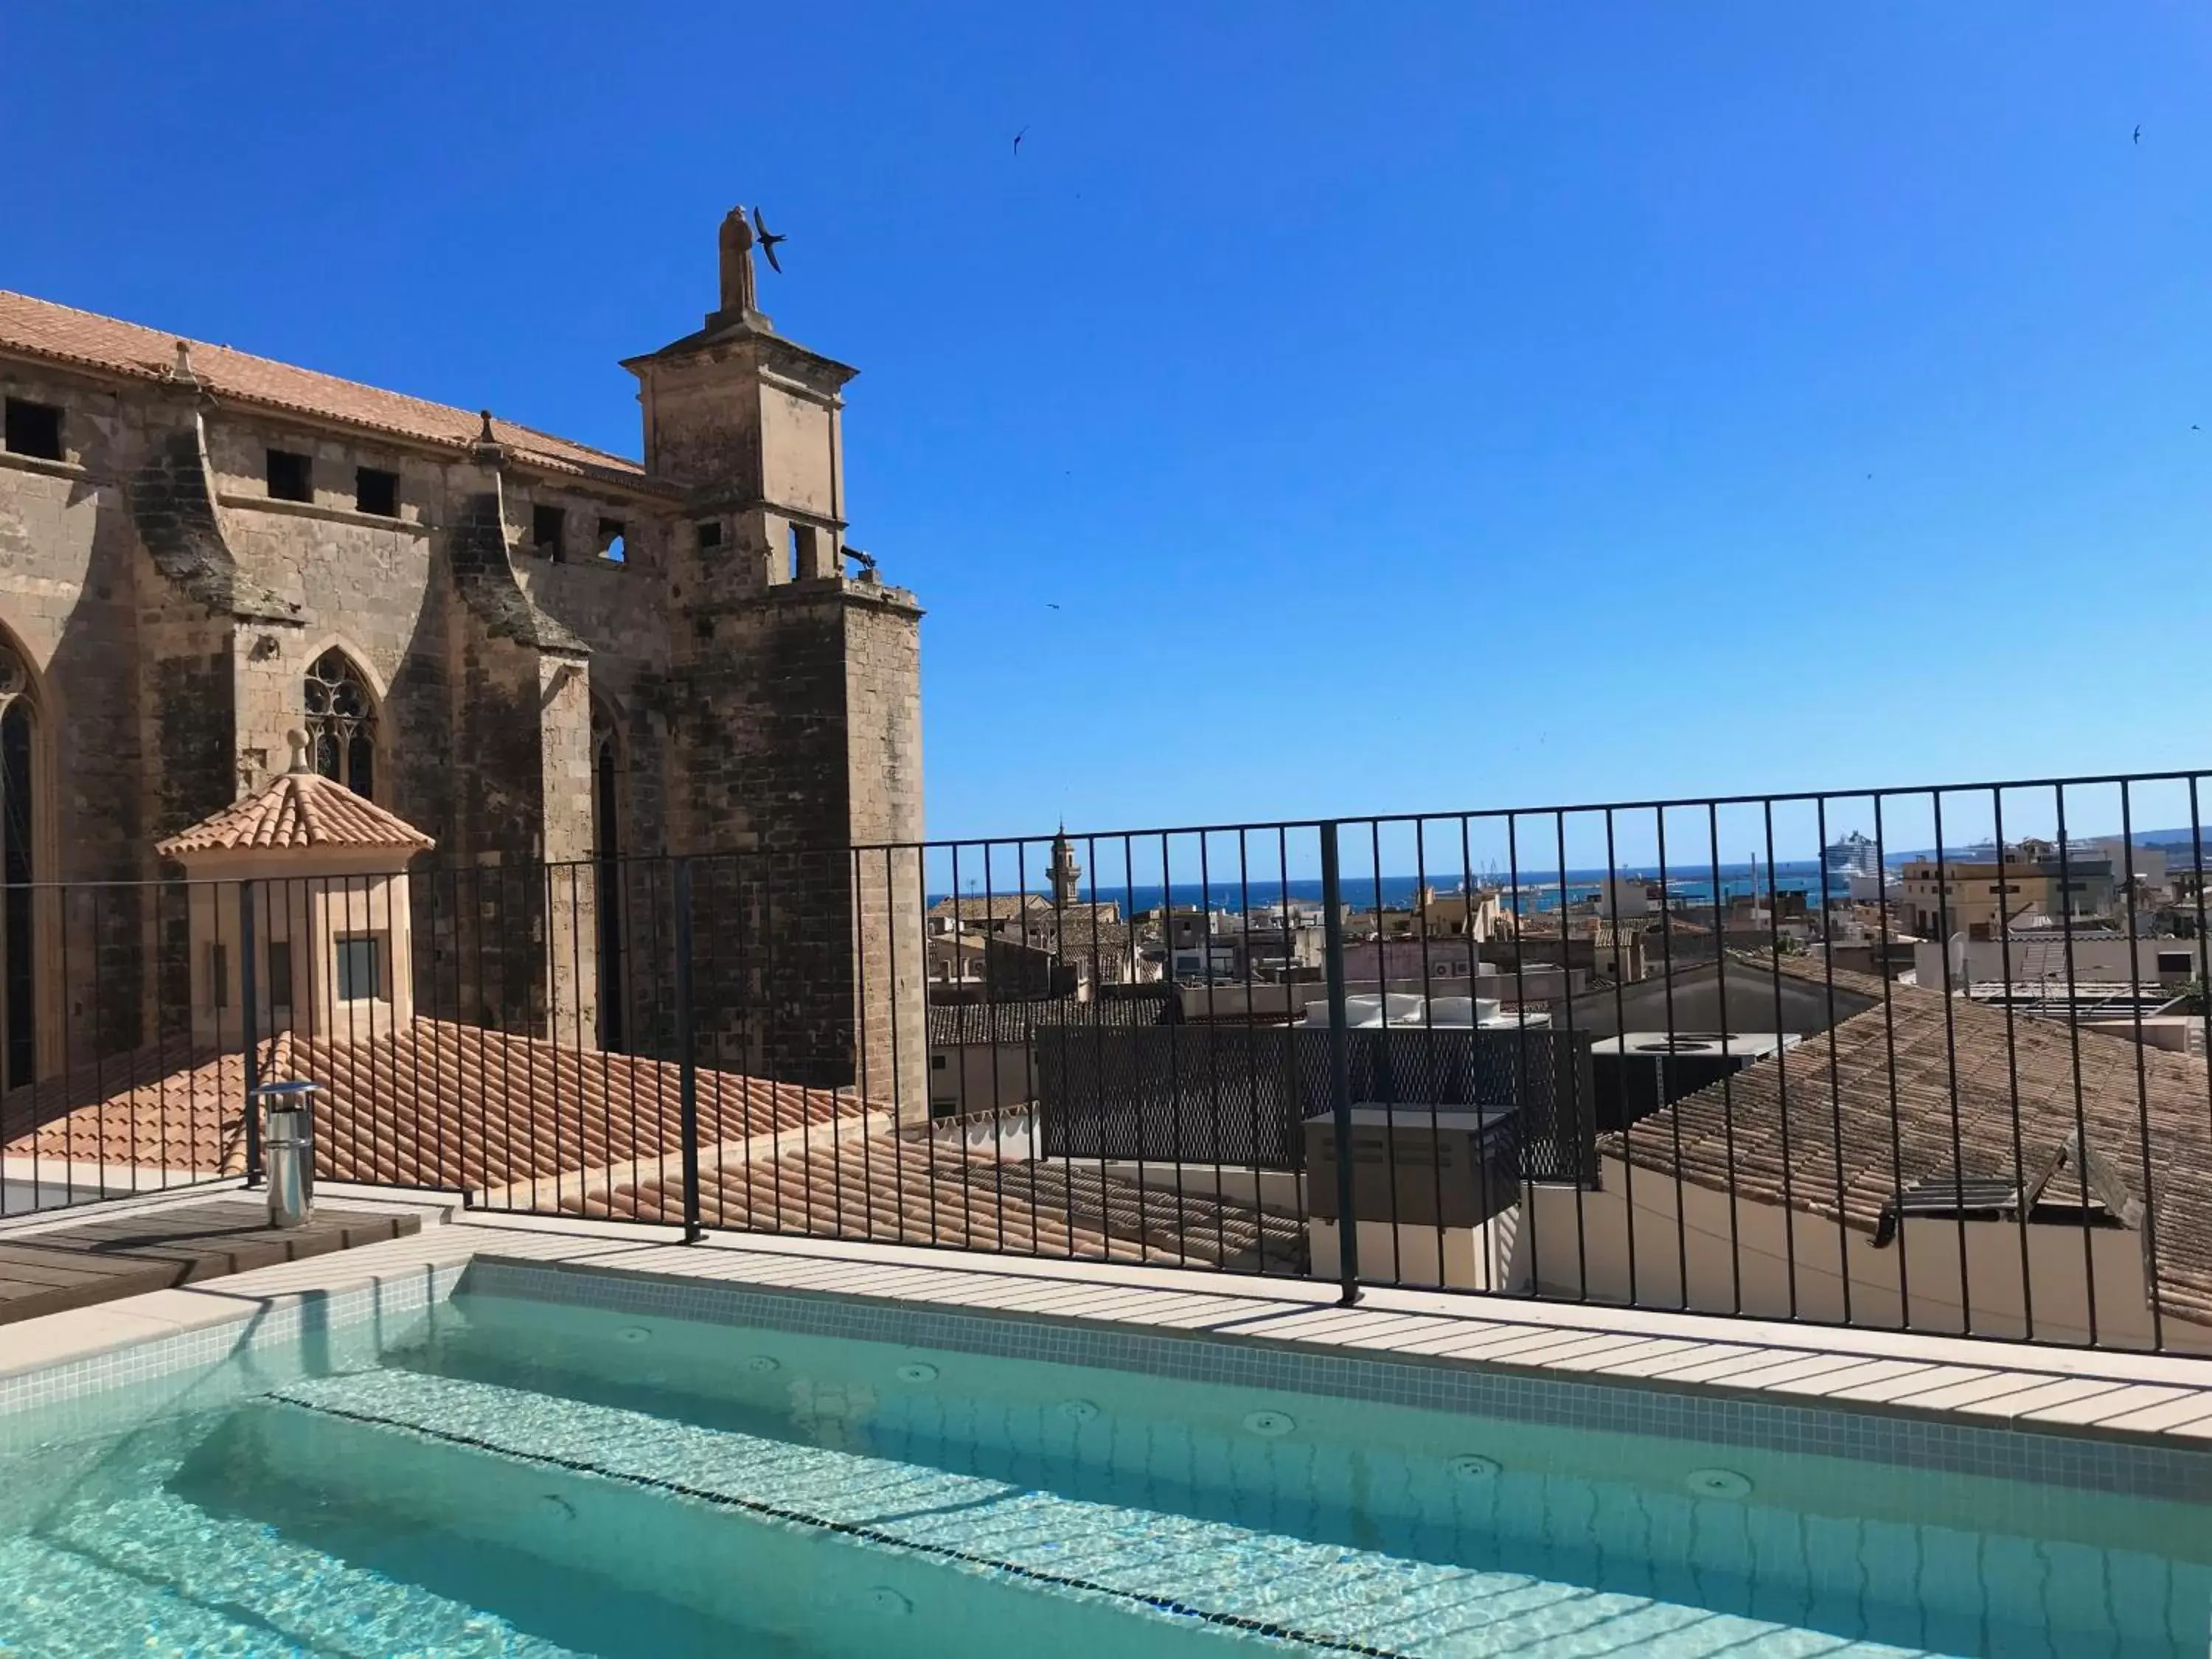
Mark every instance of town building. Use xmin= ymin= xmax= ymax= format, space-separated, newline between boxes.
xmin=1895 ymin=840 xmax=2116 ymax=939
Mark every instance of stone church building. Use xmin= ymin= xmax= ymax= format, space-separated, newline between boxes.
xmin=0 ymin=209 xmax=925 ymax=1110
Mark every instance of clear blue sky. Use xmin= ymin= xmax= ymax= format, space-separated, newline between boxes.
xmin=4 ymin=4 xmax=2208 ymax=849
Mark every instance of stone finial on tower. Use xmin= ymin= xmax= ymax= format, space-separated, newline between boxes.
xmin=714 ymin=204 xmax=771 ymax=330
xmin=1048 ymin=825 xmax=1083 ymax=908
xmin=470 ymin=408 xmax=504 ymax=467
xmin=285 ymin=728 xmax=311 ymax=774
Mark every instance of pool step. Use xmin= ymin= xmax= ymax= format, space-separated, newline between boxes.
xmin=0 ymin=1430 xmax=587 ymax=1658
xmin=235 ymin=1368 xmax=1952 ymax=1659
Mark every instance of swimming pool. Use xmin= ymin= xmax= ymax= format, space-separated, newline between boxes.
xmin=0 ymin=1263 xmax=2205 ymax=1658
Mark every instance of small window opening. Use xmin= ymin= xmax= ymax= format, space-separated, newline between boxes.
xmin=355 ymin=467 xmax=399 ymax=518
xmin=532 ymin=504 xmax=566 ymax=560
xmin=267 ymin=940 xmax=294 ymax=1012
xmin=207 ymin=942 xmax=229 ymax=1011
xmin=3 ymin=398 xmax=63 ymax=462
xmin=787 ymin=522 xmax=819 ymax=580
xmin=598 ymin=517 xmax=627 ymax=563
xmin=693 ymin=616 xmax=714 ymax=641
xmin=695 ymin=520 xmax=723 ymax=551
xmin=267 ymin=449 xmax=314 ymax=503
xmin=335 ymin=934 xmax=383 ymax=1002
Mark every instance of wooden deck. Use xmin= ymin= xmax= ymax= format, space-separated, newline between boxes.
xmin=0 ymin=1199 xmax=420 ymax=1326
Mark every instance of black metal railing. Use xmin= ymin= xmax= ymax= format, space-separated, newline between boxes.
xmin=4 ymin=768 xmax=2211 ymax=1354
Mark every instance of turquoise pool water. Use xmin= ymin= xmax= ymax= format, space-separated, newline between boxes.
xmin=0 ymin=1288 xmax=2203 ymax=1658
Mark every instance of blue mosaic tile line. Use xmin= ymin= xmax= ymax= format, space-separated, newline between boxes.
xmin=464 ymin=1256 xmax=2212 ymax=1506
xmin=0 ymin=1261 xmax=467 ymax=1444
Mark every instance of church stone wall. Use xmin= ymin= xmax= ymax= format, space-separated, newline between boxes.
xmin=0 ymin=216 xmax=924 ymax=1100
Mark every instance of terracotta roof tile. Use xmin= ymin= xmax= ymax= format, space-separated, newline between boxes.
xmin=0 ymin=1018 xmax=1298 ymax=1274
xmin=1608 ymin=956 xmax=2212 ymax=1326
xmin=156 ymin=768 xmax=435 ymax=857
xmin=928 ymin=988 xmax=1172 ymax=1046
xmin=593 ymin=1138 xmax=1304 ymax=1273
xmin=1 ymin=1021 xmax=869 ymax=1192
xmin=0 ymin=289 xmax=645 ymax=482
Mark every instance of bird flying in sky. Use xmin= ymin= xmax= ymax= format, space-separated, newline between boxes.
xmin=751 ymin=207 xmax=787 ymax=274
xmin=2133 ymin=124 xmax=2142 ymax=144
xmin=1014 ymin=126 xmax=1028 ymax=156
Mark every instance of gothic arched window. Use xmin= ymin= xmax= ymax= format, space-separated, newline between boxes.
xmin=304 ymin=650 xmax=377 ymax=797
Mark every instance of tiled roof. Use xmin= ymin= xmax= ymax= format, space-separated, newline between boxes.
xmin=928 ymin=988 xmax=1172 ymax=1047
xmin=0 ymin=1015 xmax=1297 ymax=1275
xmin=156 ymin=768 xmax=436 ymax=857
xmin=0 ymin=289 xmax=646 ymax=483
xmin=927 ymin=894 xmax=1057 ymax=920
xmin=581 ymin=1137 xmax=1305 ymax=1272
xmin=1 ymin=1021 xmax=867 ymax=1190
xmin=1607 ymin=957 xmax=2212 ymax=1326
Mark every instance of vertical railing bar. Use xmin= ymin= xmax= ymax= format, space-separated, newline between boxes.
xmin=240 ymin=881 xmax=262 ymax=1187
xmin=569 ymin=862 xmax=591 ymax=1217
xmin=498 ymin=866 xmax=518 ymax=1211
xmin=1933 ymin=791 xmax=1972 ymax=1335
xmin=1556 ymin=810 xmax=1590 ymax=1303
xmin=673 ymin=857 xmax=702 ymax=1243
xmin=840 ymin=846 xmax=860 ymax=1249
xmin=2118 ymin=785 xmax=2163 ymax=1352
xmin=1236 ymin=827 xmax=1262 ymax=1273
xmin=985 ymin=840 xmax=1008 ymax=1258
xmin=91 ymin=884 xmax=121 ymax=1192
xmin=2192 ymin=777 xmax=2212 ymax=1152
xmin=1078 ymin=831 xmax=1106 ymax=1262
xmin=1602 ymin=808 xmax=1635 ymax=1307
xmin=1707 ymin=801 xmax=1742 ymax=1315
xmin=1415 ymin=819 xmax=1446 ymax=1292
xmin=1656 ymin=807 xmax=1687 ymax=1306
xmin=1320 ymin=821 xmax=1360 ymax=1306
xmin=618 ymin=859 xmax=641 ymax=1220
xmin=1506 ymin=813 xmax=1537 ymax=1298
xmin=1119 ymin=832 xmax=1140 ymax=1265
xmin=1991 ymin=789 xmax=2034 ymax=1339
xmin=1872 ymin=794 xmax=1911 ymax=1329
xmin=56 ymin=882 xmax=74 ymax=1207
xmin=644 ymin=860 xmax=667 ymax=1221
xmin=1197 ymin=830 xmax=1228 ymax=1273
xmin=937 ymin=843 xmax=961 ymax=1249
xmin=1161 ymin=831 xmax=1190 ymax=1267
xmin=1369 ymin=818 xmax=1404 ymax=1288
xmin=1764 ymin=799 xmax=1798 ymax=1322
xmin=2056 ymin=790 xmax=2099 ymax=1347
xmin=1815 ymin=794 xmax=1853 ymax=1326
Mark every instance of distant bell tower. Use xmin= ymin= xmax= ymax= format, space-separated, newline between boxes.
xmin=1048 ymin=827 xmax=1082 ymax=908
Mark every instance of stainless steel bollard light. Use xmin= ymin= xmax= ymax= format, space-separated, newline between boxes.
xmin=253 ymin=1079 xmax=318 ymax=1230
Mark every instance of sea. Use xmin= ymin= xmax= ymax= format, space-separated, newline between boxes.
xmin=936 ymin=859 xmax=1840 ymax=917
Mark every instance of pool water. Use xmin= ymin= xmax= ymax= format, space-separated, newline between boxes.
xmin=0 ymin=1288 xmax=2203 ymax=1658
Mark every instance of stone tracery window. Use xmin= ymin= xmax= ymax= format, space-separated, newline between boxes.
xmin=304 ymin=649 xmax=377 ymax=798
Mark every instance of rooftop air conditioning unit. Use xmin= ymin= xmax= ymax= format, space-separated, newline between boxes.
xmin=1588 ymin=1032 xmax=1800 ymax=1133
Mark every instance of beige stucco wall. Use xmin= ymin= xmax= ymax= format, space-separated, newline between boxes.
xmin=1523 ymin=1156 xmax=2211 ymax=1353
xmin=1309 ymin=1211 xmax=1521 ymax=1293
xmin=180 ymin=865 xmax=417 ymax=1047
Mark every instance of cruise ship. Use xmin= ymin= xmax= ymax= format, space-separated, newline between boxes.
xmin=1823 ymin=830 xmax=1881 ymax=883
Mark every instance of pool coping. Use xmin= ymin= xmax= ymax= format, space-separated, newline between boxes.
xmin=1 ymin=1188 xmax=2209 ymax=1498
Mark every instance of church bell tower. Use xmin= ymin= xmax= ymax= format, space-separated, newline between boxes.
xmin=623 ymin=206 xmax=925 ymax=1116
